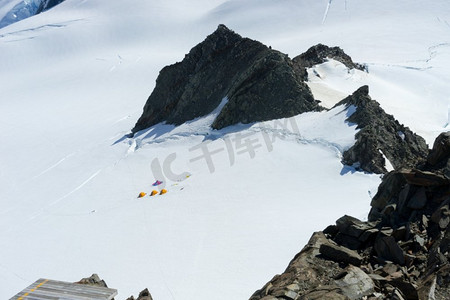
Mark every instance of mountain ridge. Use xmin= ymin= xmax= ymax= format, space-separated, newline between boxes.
xmin=132 ymin=24 xmax=320 ymax=133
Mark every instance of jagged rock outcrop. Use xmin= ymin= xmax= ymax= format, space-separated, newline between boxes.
xmin=126 ymin=288 xmax=154 ymax=300
xmin=132 ymin=24 xmax=319 ymax=133
xmin=36 ymin=0 xmax=65 ymax=14
xmin=427 ymin=131 xmax=450 ymax=176
xmin=250 ymin=132 xmax=450 ymax=300
xmin=77 ymin=274 xmax=154 ymax=300
xmin=336 ymin=86 xmax=429 ymax=174
xmin=292 ymin=43 xmax=366 ymax=81
xmin=77 ymin=274 xmax=109 ymax=288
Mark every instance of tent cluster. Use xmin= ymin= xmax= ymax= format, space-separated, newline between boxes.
xmin=137 ymin=180 xmax=167 ymax=198
xmin=137 ymin=189 xmax=167 ymax=198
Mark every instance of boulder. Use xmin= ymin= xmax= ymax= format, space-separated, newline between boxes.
xmin=407 ymin=187 xmax=427 ymax=210
xmin=427 ymin=131 xmax=450 ymax=166
xmin=335 ymin=215 xmax=378 ymax=244
xmin=431 ymin=204 xmax=450 ymax=230
xmin=298 ymin=287 xmax=350 ymax=300
xmin=417 ymin=274 xmax=437 ymax=300
xmin=336 ymin=215 xmax=369 ymax=238
xmin=371 ymin=172 xmax=407 ymax=210
xmin=374 ymin=236 xmax=405 ymax=265
xmin=401 ymin=170 xmax=450 ymax=187
xmin=369 ymin=172 xmax=407 ymax=222
xmin=319 ymin=241 xmax=363 ymax=266
xmin=334 ymin=265 xmax=375 ymax=300
xmin=389 ymin=278 xmax=419 ymax=300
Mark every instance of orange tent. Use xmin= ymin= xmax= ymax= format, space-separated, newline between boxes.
xmin=160 ymin=189 xmax=167 ymax=195
xmin=138 ymin=192 xmax=147 ymax=198
xmin=150 ymin=190 xmax=159 ymax=196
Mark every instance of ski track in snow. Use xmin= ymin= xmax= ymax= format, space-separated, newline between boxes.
xmin=0 ymin=263 xmax=27 ymax=282
xmin=32 ymin=152 xmax=76 ymax=179
xmin=18 ymin=169 xmax=103 ymax=225
xmin=112 ymin=115 xmax=131 ymax=125
xmin=50 ymin=169 xmax=102 ymax=206
xmin=322 ymin=0 xmax=332 ymax=25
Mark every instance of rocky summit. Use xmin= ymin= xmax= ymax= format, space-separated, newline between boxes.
xmin=132 ymin=24 xmax=319 ymax=133
xmin=292 ymin=43 xmax=366 ymax=81
xmin=337 ymin=86 xmax=429 ymax=174
xmin=250 ymin=131 xmax=450 ymax=300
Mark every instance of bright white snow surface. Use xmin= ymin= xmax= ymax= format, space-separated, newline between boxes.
xmin=0 ymin=0 xmax=449 ymax=299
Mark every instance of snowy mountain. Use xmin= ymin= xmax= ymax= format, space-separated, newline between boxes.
xmin=0 ymin=0 xmax=449 ymax=299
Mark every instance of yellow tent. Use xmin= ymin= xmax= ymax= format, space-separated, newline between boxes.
xmin=160 ymin=189 xmax=167 ymax=195
xmin=150 ymin=190 xmax=159 ymax=196
xmin=138 ymin=192 xmax=147 ymax=198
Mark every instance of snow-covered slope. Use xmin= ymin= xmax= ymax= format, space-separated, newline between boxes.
xmin=0 ymin=0 xmax=449 ymax=299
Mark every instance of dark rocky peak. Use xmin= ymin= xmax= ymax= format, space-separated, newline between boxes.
xmin=335 ymin=86 xmax=428 ymax=174
xmin=132 ymin=25 xmax=319 ymax=134
xmin=292 ymin=43 xmax=366 ymax=81
xmin=427 ymin=131 xmax=450 ymax=175
xmin=37 ymin=0 xmax=65 ymax=14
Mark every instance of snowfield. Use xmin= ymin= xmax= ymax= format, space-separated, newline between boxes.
xmin=0 ymin=0 xmax=449 ymax=299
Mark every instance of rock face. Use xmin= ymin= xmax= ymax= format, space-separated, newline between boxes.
xmin=250 ymin=132 xmax=450 ymax=300
xmin=76 ymin=274 xmax=109 ymax=288
xmin=337 ymin=86 xmax=429 ymax=174
xmin=36 ymin=0 xmax=65 ymax=14
xmin=132 ymin=24 xmax=319 ymax=133
xmin=292 ymin=43 xmax=366 ymax=81
xmin=427 ymin=131 xmax=450 ymax=177
xmin=126 ymin=288 xmax=154 ymax=300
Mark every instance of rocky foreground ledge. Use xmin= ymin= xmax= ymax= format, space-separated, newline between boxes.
xmin=250 ymin=131 xmax=450 ymax=300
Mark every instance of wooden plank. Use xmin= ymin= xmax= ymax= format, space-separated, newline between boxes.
xmin=10 ymin=278 xmax=118 ymax=300
xmin=37 ymin=281 xmax=116 ymax=297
